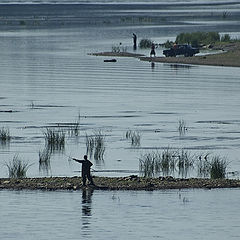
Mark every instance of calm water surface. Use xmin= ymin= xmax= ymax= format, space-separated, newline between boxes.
xmin=1 ymin=188 xmax=240 ymax=240
xmin=0 ymin=2 xmax=240 ymax=178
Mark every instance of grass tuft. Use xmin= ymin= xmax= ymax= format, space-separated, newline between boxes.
xmin=44 ymin=128 xmax=65 ymax=152
xmin=126 ymin=130 xmax=141 ymax=146
xmin=0 ymin=127 xmax=11 ymax=144
xmin=5 ymin=155 xmax=31 ymax=178
xmin=86 ymin=130 xmax=105 ymax=160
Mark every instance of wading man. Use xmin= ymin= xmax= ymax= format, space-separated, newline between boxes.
xmin=73 ymin=155 xmax=95 ymax=186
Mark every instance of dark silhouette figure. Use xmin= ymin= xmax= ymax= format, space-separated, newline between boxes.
xmin=73 ymin=155 xmax=95 ymax=186
xmin=150 ymin=43 xmax=156 ymax=57
xmin=133 ymin=33 xmax=137 ymax=50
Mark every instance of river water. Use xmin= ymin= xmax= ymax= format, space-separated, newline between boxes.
xmin=0 ymin=1 xmax=240 ymax=238
xmin=1 ymin=188 xmax=240 ymax=240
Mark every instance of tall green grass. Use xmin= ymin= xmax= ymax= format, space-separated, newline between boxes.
xmin=139 ymin=149 xmax=228 ymax=179
xmin=44 ymin=128 xmax=65 ymax=152
xmin=39 ymin=148 xmax=51 ymax=174
xmin=210 ymin=156 xmax=227 ymax=179
xmin=85 ymin=130 xmax=105 ymax=160
xmin=0 ymin=127 xmax=11 ymax=144
xmin=5 ymin=155 xmax=31 ymax=178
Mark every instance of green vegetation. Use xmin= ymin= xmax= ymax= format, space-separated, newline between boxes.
xmin=210 ymin=156 xmax=227 ymax=179
xmin=139 ymin=148 xmax=194 ymax=177
xmin=140 ymin=149 xmax=228 ymax=179
xmin=39 ymin=148 xmax=51 ymax=174
xmin=5 ymin=155 xmax=31 ymax=178
xmin=178 ymin=120 xmax=187 ymax=135
xmin=0 ymin=127 xmax=11 ymax=144
xmin=44 ymin=128 xmax=65 ymax=152
xmin=86 ymin=130 xmax=105 ymax=160
xmin=162 ymin=31 xmax=240 ymax=48
xmin=176 ymin=32 xmax=220 ymax=47
xmin=126 ymin=130 xmax=141 ymax=146
xmin=139 ymin=39 xmax=153 ymax=48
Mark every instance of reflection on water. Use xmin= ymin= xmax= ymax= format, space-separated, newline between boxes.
xmin=81 ymin=188 xmax=93 ymax=236
xmin=1 ymin=189 xmax=240 ymax=239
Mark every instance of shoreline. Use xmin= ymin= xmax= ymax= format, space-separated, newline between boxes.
xmin=1 ymin=176 xmax=240 ymax=191
xmin=90 ymin=42 xmax=240 ymax=68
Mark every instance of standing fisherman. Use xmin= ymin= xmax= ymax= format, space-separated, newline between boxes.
xmin=133 ymin=33 xmax=137 ymax=50
xmin=73 ymin=155 xmax=95 ymax=186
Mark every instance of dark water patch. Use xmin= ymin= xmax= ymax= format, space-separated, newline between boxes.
xmin=0 ymin=120 xmax=24 ymax=124
xmin=134 ymin=123 xmax=155 ymax=127
xmin=149 ymin=112 xmax=178 ymax=115
xmin=216 ymin=136 xmax=240 ymax=141
xmin=0 ymin=110 xmax=19 ymax=113
xmin=196 ymin=120 xmax=238 ymax=124
xmin=84 ymin=115 xmax=141 ymax=119
xmin=118 ymin=110 xmax=142 ymax=114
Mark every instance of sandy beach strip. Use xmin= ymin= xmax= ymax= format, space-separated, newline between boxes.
xmin=90 ymin=43 xmax=240 ymax=68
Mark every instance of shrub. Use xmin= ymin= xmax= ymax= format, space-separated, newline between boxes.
xmin=139 ymin=39 xmax=153 ymax=48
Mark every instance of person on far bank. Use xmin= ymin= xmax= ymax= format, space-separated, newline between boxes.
xmin=73 ymin=155 xmax=95 ymax=186
xmin=133 ymin=33 xmax=137 ymax=50
xmin=150 ymin=43 xmax=156 ymax=57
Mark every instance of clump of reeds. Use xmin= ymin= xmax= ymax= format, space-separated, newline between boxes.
xmin=0 ymin=127 xmax=11 ymax=144
xmin=5 ymin=155 xmax=31 ymax=178
xmin=210 ymin=156 xmax=227 ymax=179
xmin=139 ymin=148 xmax=177 ymax=177
xmin=68 ymin=113 xmax=81 ymax=137
xmin=139 ymin=148 xmax=195 ymax=178
xmin=44 ymin=128 xmax=65 ymax=152
xmin=177 ymin=149 xmax=194 ymax=178
xmin=86 ymin=130 xmax=105 ymax=160
xmin=196 ymin=154 xmax=228 ymax=179
xmin=178 ymin=119 xmax=187 ymax=135
xmin=39 ymin=148 xmax=51 ymax=174
xmin=125 ymin=130 xmax=141 ymax=146
xmin=196 ymin=154 xmax=211 ymax=177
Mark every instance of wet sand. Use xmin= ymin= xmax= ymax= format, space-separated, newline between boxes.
xmin=1 ymin=176 xmax=240 ymax=191
xmin=91 ymin=42 xmax=240 ymax=68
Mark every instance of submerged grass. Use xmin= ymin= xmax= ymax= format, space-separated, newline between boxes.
xmin=86 ymin=130 xmax=105 ymax=160
xmin=126 ymin=130 xmax=141 ymax=146
xmin=44 ymin=128 xmax=65 ymax=152
xmin=0 ymin=127 xmax=11 ymax=144
xmin=5 ymin=155 xmax=31 ymax=178
xmin=39 ymin=148 xmax=52 ymax=174
xmin=178 ymin=119 xmax=187 ymax=135
xmin=139 ymin=149 xmax=228 ymax=179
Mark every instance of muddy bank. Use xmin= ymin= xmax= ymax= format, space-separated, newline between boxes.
xmin=91 ymin=42 xmax=240 ymax=68
xmin=1 ymin=176 xmax=240 ymax=191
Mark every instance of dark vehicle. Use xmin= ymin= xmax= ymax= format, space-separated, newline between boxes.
xmin=163 ymin=44 xmax=199 ymax=57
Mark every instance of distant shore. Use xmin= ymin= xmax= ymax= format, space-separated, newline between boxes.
xmin=1 ymin=176 xmax=240 ymax=191
xmin=90 ymin=42 xmax=240 ymax=68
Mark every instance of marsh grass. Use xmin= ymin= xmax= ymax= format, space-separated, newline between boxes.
xmin=178 ymin=120 xmax=187 ymax=135
xmin=139 ymin=148 xmax=198 ymax=178
xmin=126 ymin=130 xmax=141 ymax=146
xmin=210 ymin=156 xmax=228 ymax=179
xmin=44 ymin=128 xmax=65 ymax=152
xmin=5 ymin=155 xmax=31 ymax=178
xmin=86 ymin=130 xmax=105 ymax=160
xmin=0 ymin=127 xmax=11 ymax=144
xmin=39 ymin=148 xmax=51 ymax=174
xmin=196 ymin=154 xmax=228 ymax=179
xmin=177 ymin=149 xmax=195 ymax=178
